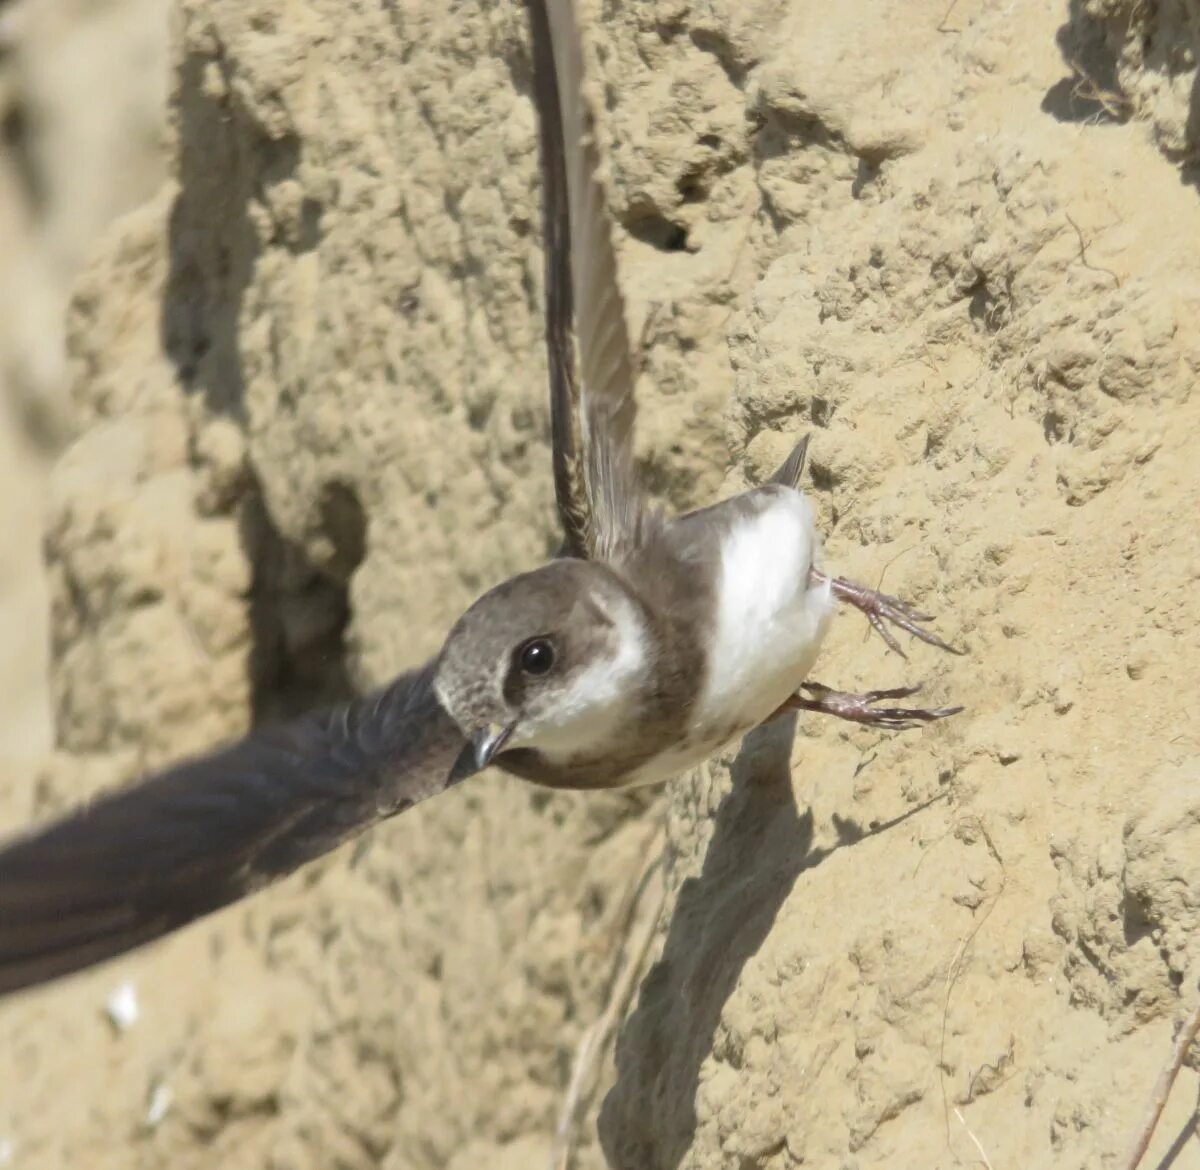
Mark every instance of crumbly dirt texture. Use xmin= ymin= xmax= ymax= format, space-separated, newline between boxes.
xmin=1 ymin=0 xmax=1199 ymax=1168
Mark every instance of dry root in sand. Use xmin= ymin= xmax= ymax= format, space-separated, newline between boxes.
xmin=1119 ymin=989 xmax=1200 ymax=1170
xmin=548 ymin=827 xmax=666 ymax=1170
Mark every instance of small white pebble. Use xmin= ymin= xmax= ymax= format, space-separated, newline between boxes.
xmin=0 ymin=1137 xmax=14 ymax=1166
xmin=145 ymin=1081 xmax=173 ymax=1129
xmin=104 ymin=981 xmax=140 ymax=1033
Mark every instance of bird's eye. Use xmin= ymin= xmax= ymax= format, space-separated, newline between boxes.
xmin=518 ymin=638 xmax=555 ymax=676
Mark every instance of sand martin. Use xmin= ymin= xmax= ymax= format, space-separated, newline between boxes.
xmin=0 ymin=0 xmax=961 ymax=997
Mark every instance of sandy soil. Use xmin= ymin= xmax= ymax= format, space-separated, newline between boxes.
xmin=0 ymin=0 xmax=1199 ymax=1168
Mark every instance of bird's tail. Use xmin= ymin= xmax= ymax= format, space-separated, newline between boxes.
xmin=767 ymin=434 xmax=811 ymax=490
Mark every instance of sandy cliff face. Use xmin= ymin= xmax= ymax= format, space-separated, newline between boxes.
xmin=0 ymin=1 xmax=1198 ymax=1168
xmin=0 ymin=0 xmax=168 ymax=768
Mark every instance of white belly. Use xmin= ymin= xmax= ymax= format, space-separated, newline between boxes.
xmin=624 ymin=489 xmax=834 ymax=787
xmin=696 ymin=490 xmax=833 ymax=735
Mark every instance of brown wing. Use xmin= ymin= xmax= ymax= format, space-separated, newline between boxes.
xmin=533 ymin=0 xmax=648 ymax=562
xmin=527 ymin=0 xmax=590 ymax=559
xmin=0 ymin=660 xmax=464 ymax=997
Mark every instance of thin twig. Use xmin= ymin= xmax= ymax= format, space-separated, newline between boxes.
xmin=953 ymin=1107 xmax=995 ymax=1170
xmin=938 ymin=820 xmax=1007 ymax=1161
xmin=548 ymin=830 xmax=667 ymax=1170
xmin=937 ymin=0 xmax=962 ymax=33
xmin=1064 ymin=211 xmax=1121 ymax=288
xmin=1066 ymin=59 xmax=1132 ymax=121
xmin=1119 ymin=992 xmax=1200 ymax=1170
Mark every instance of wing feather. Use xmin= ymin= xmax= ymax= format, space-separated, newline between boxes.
xmin=0 ymin=660 xmax=464 ymax=996
xmin=534 ymin=0 xmax=648 ymax=561
xmin=527 ymin=0 xmax=591 ymax=558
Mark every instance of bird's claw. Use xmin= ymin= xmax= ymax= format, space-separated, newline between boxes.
xmin=785 ymin=681 xmax=964 ymax=731
xmin=815 ymin=572 xmax=964 ymax=659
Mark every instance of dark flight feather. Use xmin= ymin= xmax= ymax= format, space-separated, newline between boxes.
xmin=536 ymin=0 xmax=649 ymax=563
xmin=527 ymin=0 xmax=591 ymax=559
xmin=0 ymin=661 xmax=464 ymax=996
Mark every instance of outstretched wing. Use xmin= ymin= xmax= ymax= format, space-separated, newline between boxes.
xmin=0 ymin=661 xmax=464 ymax=997
xmin=527 ymin=0 xmax=590 ymax=558
xmin=531 ymin=0 xmax=648 ymax=562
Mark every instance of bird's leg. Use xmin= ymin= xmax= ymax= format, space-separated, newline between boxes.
xmin=768 ymin=682 xmax=963 ymax=731
xmin=811 ymin=569 xmax=962 ymax=658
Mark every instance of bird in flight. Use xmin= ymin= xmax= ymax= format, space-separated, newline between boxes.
xmin=0 ymin=0 xmax=961 ymax=998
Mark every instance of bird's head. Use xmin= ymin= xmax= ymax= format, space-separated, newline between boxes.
xmin=434 ymin=560 xmax=650 ymax=781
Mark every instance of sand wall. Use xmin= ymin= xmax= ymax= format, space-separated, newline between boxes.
xmin=1 ymin=1 xmax=1198 ymax=1168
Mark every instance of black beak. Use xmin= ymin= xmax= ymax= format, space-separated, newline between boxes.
xmin=447 ymin=722 xmax=514 ymax=785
